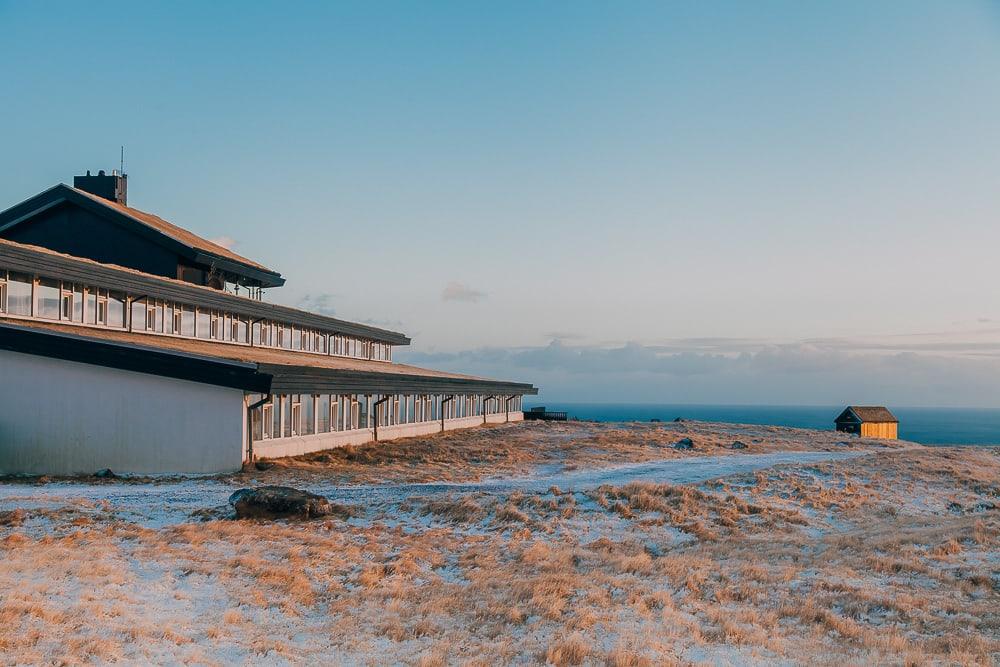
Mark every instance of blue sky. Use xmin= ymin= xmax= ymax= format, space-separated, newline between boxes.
xmin=2 ymin=1 xmax=1000 ymax=406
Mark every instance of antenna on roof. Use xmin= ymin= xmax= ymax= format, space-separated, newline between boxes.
xmin=120 ymin=145 xmax=125 ymax=175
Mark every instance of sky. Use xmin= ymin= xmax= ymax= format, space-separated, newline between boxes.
xmin=2 ymin=1 xmax=1000 ymax=406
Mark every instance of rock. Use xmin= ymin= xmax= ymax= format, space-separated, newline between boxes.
xmin=674 ymin=437 xmax=694 ymax=450
xmin=650 ymin=418 xmax=662 ymax=423
xmin=255 ymin=460 xmax=275 ymax=471
xmin=94 ymin=468 xmax=117 ymax=479
xmin=229 ymin=486 xmax=333 ymax=519
xmin=731 ymin=441 xmax=748 ymax=450
xmin=673 ymin=417 xmax=686 ymax=423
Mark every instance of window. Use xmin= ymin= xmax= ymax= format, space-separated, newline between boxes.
xmin=196 ymin=309 xmax=210 ymax=339
xmin=60 ymin=289 xmax=72 ymax=321
xmin=97 ymin=293 xmax=109 ymax=325
xmin=108 ymin=292 xmax=126 ymax=328
xmin=272 ymin=396 xmax=282 ymax=439
xmin=180 ymin=306 xmax=195 ymax=337
xmin=7 ymin=272 xmax=31 ymax=316
xmin=333 ymin=396 xmax=343 ymax=431
xmin=286 ymin=395 xmax=299 ymax=437
xmin=303 ymin=396 xmax=315 ymax=435
xmin=36 ymin=278 xmax=60 ymax=320
xmin=317 ymin=394 xmax=331 ymax=433
xmin=131 ymin=299 xmax=146 ymax=330
xmin=73 ymin=285 xmax=83 ymax=322
xmin=0 ymin=272 xmax=5 ymax=314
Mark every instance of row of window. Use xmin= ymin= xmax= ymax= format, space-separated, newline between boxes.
xmin=0 ymin=269 xmax=393 ymax=362
xmin=251 ymin=393 xmax=524 ymax=442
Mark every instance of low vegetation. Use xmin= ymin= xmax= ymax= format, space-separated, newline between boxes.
xmin=0 ymin=422 xmax=995 ymax=665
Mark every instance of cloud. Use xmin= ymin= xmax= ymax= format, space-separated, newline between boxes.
xmin=295 ymin=293 xmax=338 ymax=317
xmin=395 ymin=335 xmax=1000 ymax=407
xmin=208 ymin=236 xmax=238 ymax=250
xmin=546 ymin=331 xmax=585 ymax=341
xmin=442 ymin=281 xmax=486 ymax=303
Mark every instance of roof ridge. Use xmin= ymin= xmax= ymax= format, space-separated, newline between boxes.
xmin=68 ymin=185 xmax=273 ymax=273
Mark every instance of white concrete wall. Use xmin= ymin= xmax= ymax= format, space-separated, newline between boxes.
xmin=254 ymin=411 xmax=525 ymax=459
xmin=0 ymin=349 xmax=246 ymax=475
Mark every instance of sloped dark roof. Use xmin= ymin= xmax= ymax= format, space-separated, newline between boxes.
xmin=71 ymin=187 xmax=272 ymax=272
xmin=835 ymin=406 xmax=898 ymax=423
xmin=0 ymin=184 xmax=284 ymax=287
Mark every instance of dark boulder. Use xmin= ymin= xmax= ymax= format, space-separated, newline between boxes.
xmin=229 ymin=486 xmax=333 ymax=519
xmin=674 ymin=437 xmax=695 ymax=450
xmin=94 ymin=468 xmax=117 ymax=479
xmin=731 ymin=441 xmax=748 ymax=450
xmin=255 ymin=460 xmax=275 ymax=471
xmin=673 ymin=417 xmax=686 ymax=423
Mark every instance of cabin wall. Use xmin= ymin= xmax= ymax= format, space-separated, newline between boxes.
xmin=860 ymin=422 xmax=898 ymax=439
xmin=0 ymin=349 xmax=245 ymax=475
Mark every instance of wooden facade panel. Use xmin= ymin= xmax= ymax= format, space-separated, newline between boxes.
xmin=860 ymin=422 xmax=897 ymax=439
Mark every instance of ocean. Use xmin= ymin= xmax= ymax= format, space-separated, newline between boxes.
xmin=523 ymin=403 xmax=1000 ymax=446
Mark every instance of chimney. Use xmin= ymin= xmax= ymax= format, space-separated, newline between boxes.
xmin=74 ymin=169 xmax=128 ymax=206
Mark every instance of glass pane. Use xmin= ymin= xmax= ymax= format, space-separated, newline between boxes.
xmin=131 ymin=299 xmax=146 ymax=330
xmin=283 ymin=395 xmax=293 ymax=437
xmin=108 ymin=292 xmax=126 ymax=328
xmin=317 ymin=395 xmax=330 ymax=432
xmin=36 ymin=278 xmax=60 ymax=319
xmin=196 ymin=310 xmax=210 ymax=339
xmin=73 ymin=286 xmax=83 ymax=322
xmin=8 ymin=273 xmax=32 ymax=316
xmin=181 ymin=306 xmax=195 ymax=337
xmin=303 ymin=396 xmax=315 ymax=435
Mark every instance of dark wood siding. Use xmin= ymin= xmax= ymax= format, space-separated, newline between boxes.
xmin=1 ymin=202 xmax=181 ymax=280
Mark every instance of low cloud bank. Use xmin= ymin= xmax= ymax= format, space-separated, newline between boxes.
xmin=397 ymin=339 xmax=1000 ymax=407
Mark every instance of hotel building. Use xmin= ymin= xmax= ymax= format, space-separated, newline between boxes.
xmin=0 ymin=171 xmax=536 ymax=475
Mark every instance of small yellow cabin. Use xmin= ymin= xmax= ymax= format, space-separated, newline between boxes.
xmin=835 ymin=406 xmax=898 ymax=439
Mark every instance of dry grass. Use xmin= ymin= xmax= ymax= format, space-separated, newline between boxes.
xmin=0 ymin=423 xmax=995 ymax=665
xmin=239 ymin=419 xmax=903 ymax=486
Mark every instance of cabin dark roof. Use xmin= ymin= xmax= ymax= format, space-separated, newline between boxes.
xmin=0 ymin=238 xmax=410 ymax=345
xmin=0 ymin=318 xmax=538 ymax=397
xmin=0 ymin=183 xmax=285 ymax=288
xmin=835 ymin=406 xmax=898 ymax=424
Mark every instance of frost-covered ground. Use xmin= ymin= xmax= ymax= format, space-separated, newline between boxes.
xmin=0 ymin=421 xmax=997 ymax=666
